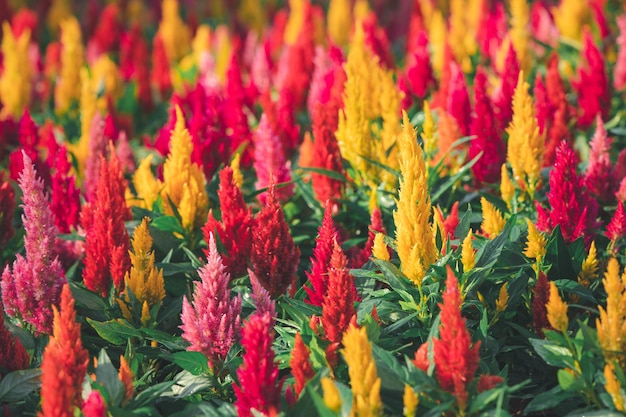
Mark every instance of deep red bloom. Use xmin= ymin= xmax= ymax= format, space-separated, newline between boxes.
xmin=401 ymin=29 xmax=434 ymax=108
xmin=149 ymin=106 xmax=177 ymax=156
xmin=202 ymin=166 xmax=254 ymax=278
xmin=361 ymin=12 xmax=394 ymax=69
xmin=11 ymin=8 xmax=37 ymax=39
xmin=120 ymin=25 xmax=152 ymax=111
xmin=150 ymin=34 xmax=172 ymax=100
xmin=234 ymin=312 xmax=282 ymax=417
xmin=321 ymin=241 xmax=357 ymax=344
xmin=536 ymin=141 xmax=598 ymax=245
xmin=476 ymin=2 xmax=507 ymax=61
xmin=470 ymin=67 xmax=504 ymax=185
xmin=81 ymin=148 xmax=131 ymax=296
xmin=39 ymin=284 xmax=89 ymax=417
xmin=493 ymin=42 xmax=519 ymax=131
xmin=250 ymin=186 xmax=300 ymax=298
xmin=48 ymin=146 xmax=80 ymax=234
xmin=532 ymin=272 xmax=551 ymax=337
xmin=305 ymin=202 xmax=339 ymax=306
xmin=290 ymin=332 xmax=314 ymax=396
xmin=0 ymin=304 xmax=29 ymax=377
xmin=9 ymin=111 xmax=51 ymax=188
xmin=433 ymin=267 xmax=480 ymax=411
xmin=573 ymin=28 xmax=610 ymax=129
xmin=607 ymin=200 xmax=626 ymax=243
xmin=447 ymin=62 xmax=471 ymax=136
xmin=91 ymin=3 xmax=120 ymax=54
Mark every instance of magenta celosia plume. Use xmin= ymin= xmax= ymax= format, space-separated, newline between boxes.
xmin=585 ymin=116 xmax=618 ymax=204
xmin=253 ymin=114 xmax=293 ymax=203
xmin=181 ymin=233 xmax=242 ymax=371
xmin=1 ymin=152 xmax=66 ymax=334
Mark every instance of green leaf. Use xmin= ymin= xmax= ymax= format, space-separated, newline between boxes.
xmin=70 ymin=281 xmax=108 ymax=311
xmin=171 ymin=370 xmax=212 ymax=398
xmin=95 ymin=349 xmax=126 ymax=406
xmin=161 ymin=351 xmax=209 ymax=376
xmin=299 ymin=166 xmax=348 ymax=182
xmin=523 ymin=385 xmax=571 ymax=414
xmin=127 ymin=381 xmax=176 ymax=409
xmin=151 ymin=215 xmax=185 ymax=235
xmin=0 ymin=369 xmax=42 ymax=403
xmin=544 ymin=226 xmax=577 ymax=281
xmin=554 ymin=279 xmax=597 ymax=304
xmin=557 ymin=369 xmax=584 ymax=392
xmin=529 ymin=338 xmax=575 ymax=369
xmin=292 ymin=383 xmax=337 ymax=417
xmin=430 ymin=151 xmax=481 ymax=203
xmin=87 ymin=319 xmax=143 ymax=345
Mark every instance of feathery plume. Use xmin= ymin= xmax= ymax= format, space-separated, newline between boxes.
xmin=291 ymin=332 xmax=314 ymax=396
xmin=81 ymin=391 xmax=106 ymax=417
xmin=480 ymin=198 xmax=506 ymax=238
xmin=524 ymin=219 xmax=547 ymax=264
xmin=55 ymin=17 xmax=83 ymax=114
xmin=254 ymin=114 xmax=293 ymax=203
xmin=305 ymin=202 xmax=339 ymax=306
xmin=0 ymin=23 xmax=31 ymax=119
xmin=547 ymin=282 xmax=568 ymax=332
xmin=532 ymin=272 xmax=551 ymax=337
xmin=461 ymin=231 xmax=476 ymax=273
xmin=615 ymin=16 xmax=626 ymax=91
xmin=585 ymin=116 xmax=618 ymax=204
xmin=596 ymin=258 xmax=626 ymax=366
xmin=578 ymin=241 xmax=599 ymax=288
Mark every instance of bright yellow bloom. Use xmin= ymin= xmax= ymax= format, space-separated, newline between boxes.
xmin=237 ymin=0 xmax=266 ymax=35
xmin=353 ymin=0 xmax=370 ymax=21
xmin=342 ymin=325 xmax=382 ymax=417
xmin=376 ymin=68 xmax=402 ymax=188
xmin=596 ymin=258 xmax=626 ymax=366
xmin=131 ymin=154 xmax=164 ymax=210
xmin=158 ymin=0 xmax=191 ymax=63
xmin=506 ymin=72 xmax=543 ymax=197
xmin=66 ymin=68 xmax=96 ymax=180
xmin=162 ymin=106 xmax=209 ymax=231
xmin=394 ymin=112 xmax=438 ymax=286
xmin=328 ymin=0 xmax=352 ymax=47
xmin=47 ymin=0 xmax=72 ymax=33
xmin=213 ymin=26 xmax=233 ymax=84
xmin=578 ymin=241 xmax=598 ymax=288
xmin=605 ymin=361 xmax=626 ymax=412
xmin=547 ymin=282 xmax=568 ymax=332
xmin=461 ymin=231 xmax=476 ymax=273
xmin=421 ymin=101 xmax=437 ymax=157
xmin=403 ymin=384 xmax=419 ymax=417
xmin=480 ymin=198 xmax=506 ymax=238
xmin=0 ymin=23 xmax=31 ymax=119
xmin=126 ymin=0 xmax=145 ymax=27
xmin=428 ymin=10 xmax=446 ymax=75
xmin=524 ymin=219 xmax=546 ymax=263
xmin=192 ymin=25 xmax=211 ymax=66
xmin=91 ymin=55 xmax=123 ymax=112
xmin=449 ymin=0 xmax=477 ymax=72
xmin=284 ymin=0 xmax=306 ymax=45
xmin=230 ymin=153 xmax=244 ymax=189
xmin=500 ymin=164 xmax=515 ymax=210
xmin=495 ymin=284 xmax=509 ymax=313
xmin=55 ymin=17 xmax=83 ymax=115
xmin=553 ymin=0 xmax=589 ymax=40
xmin=372 ymin=233 xmax=389 ymax=261
xmin=508 ymin=0 xmax=530 ymax=72
xmin=117 ymin=218 xmax=166 ymax=325
xmin=321 ymin=377 xmax=342 ymax=412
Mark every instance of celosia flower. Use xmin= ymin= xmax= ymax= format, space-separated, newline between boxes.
xmin=536 ymin=141 xmax=598 ymax=245
xmin=327 ymin=0 xmax=351 ymax=47
xmin=234 ymin=312 xmax=282 ymax=417
xmin=0 ymin=308 xmax=29 ymax=377
xmin=0 ymin=172 xmax=15 ymax=246
xmin=55 ymin=17 xmax=83 ymax=115
xmin=322 ymin=241 xmax=357 ymax=345
xmin=524 ymin=219 xmax=547 ymax=263
xmin=446 ymin=63 xmax=471 ymax=137
xmin=180 ymin=233 xmax=242 ymax=371
xmin=480 ymin=197 xmax=506 ymax=238
xmin=372 ymin=233 xmax=389 ymax=261
xmin=615 ymin=16 xmax=626 ymax=91
xmin=254 ymin=114 xmax=294 ymax=203
xmin=394 ymin=111 xmax=437 ymax=286
xmin=249 ymin=269 xmax=277 ymax=323
xmin=118 ymin=356 xmax=134 ymax=403
xmin=403 ymin=385 xmax=419 ymax=417
xmin=158 ymin=0 xmax=191 ymax=63
xmin=202 ymin=166 xmax=254 ymax=278
xmin=578 ymin=241 xmax=599 ymax=288
xmin=0 ymin=22 xmax=31 ymax=120
xmin=553 ymin=0 xmax=588 ymax=40
xmin=412 ymin=342 xmax=429 ymax=373
xmin=532 ymin=272 xmax=551 ymax=337
xmin=596 ymin=258 xmax=626 ymax=366
xmin=321 ymin=377 xmax=342 ymax=412
xmin=585 ymin=116 xmax=618 ymax=204
xmin=1 ymin=153 xmax=65 ymax=334
xmin=81 ymin=147 xmax=130 ymax=297
xmin=305 ymin=202 xmax=339 ymax=306
xmin=49 ymin=146 xmax=80 ymax=234
xmin=506 ymin=72 xmax=543 ymax=196
xmin=39 ymin=284 xmax=89 ymax=417
xmin=508 ymin=0 xmax=530 ymax=72
xmin=470 ymin=67 xmax=504 ymax=186
xmin=250 ymin=186 xmax=300 ymax=298
xmin=11 ymin=7 xmax=37 ymax=38
xmin=546 ymin=282 xmax=568 ymax=333
xmin=342 ymin=325 xmax=383 ymax=417
xmin=83 ymin=114 xmax=107 ymax=201
xmin=120 ymin=25 xmax=152 ymax=110
xmin=605 ymin=362 xmax=626 ymax=412
xmin=477 ymin=375 xmax=504 ymax=393
xmin=117 ymin=219 xmax=165 ymax=325
xmin=433 ymin=267 xmax=480 ymax=411
xmin=461 ymin=231 xmax=476 ymax=273
xmin=573 ymin=28 xmax=610 ymax=129
xmin=290 ymin=332 xmax=314 ymax=396
xmin=150 ymin=34 xmax=172 ymax=99
xmin=82 ymin=391 xmax=106 ymax=417
xmin=495 ymin=284 xmax=509 ymax=312
xmin=500 ymin=165 xmax=515 ymax=209
xmin=401 ymin=30 xmax=435 ymax=107
xmin=129 ymin=155 xmax=163 ymax=210
xmin=90 ymin=3 xmax=119 ymax=55
xmin=607 ymin=201 xmax=626 ymax=244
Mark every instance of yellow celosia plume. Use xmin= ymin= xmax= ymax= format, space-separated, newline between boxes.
xmin=495 ymin=284 xmax=509 ymax=313
xmin=403 ymin=385 xmax=419 ymax=417
xmin=342 ymin=325 xmax=382 ymax=417
xmin=394 ymin=112 xmax=437 ymax=286
xmin=480 ymin=198 xmax=506 ymax=238
xmin=131 ymin=154 xmax=164 ymax=210
xmin=506 ymin=72 xmax=543 ymax=197
xmin=162 ymin=106 xmax=209 ymax=231
xmin=448 ymin=0 xmax=477 ymax=73
xmin=91 ymin=55 xmax=123 ymax=112
xmin=237 ymin=0 xmax=266 ymax=35
xmin=158 ymin=0 xmax=191 ymax=63
xmin=553 ymin=0 xmax=589 ymax=41
xmin=117 ymin=218 xmax=166 ymax=325
xmin=461 ymin=231 xmax=476 ymax=273
xmin=284 ymin=0 xmax=306 ymax=45
xmin=547 ymin=282 xmax=568 ymax=333
xmin=578 ymin=241 xmax=598 ymax=288
xmin=328 ymin=0 xmax=352 ymax=47
xmin=524 ymin=218 xmax=546 ymax=264
xmin=321 ymin=378 xmax=342 ymax=412
xmin=47 ymin=0 xmax=72 ymax=33
xmin=596 ymin=258 xmax=626 ymax=366
xmin=500 ymin=164 xmax=515 ymax=210
xmin=508 ymin=0 xmax=530 ymax=72
xmin=428 ymin=10 xmax=446 ymax=75
xmin=372 ymin=233 xmax=389 ymax=261
xmin=66 ymin=68 xmax=96 ymax=180
xmin=55 ymin=17 xmax=83 ymax=115
xmin=0 ymin=23 xmax=31 ymax=119
xmin=605 ymin=362 xmax=626 ymax=412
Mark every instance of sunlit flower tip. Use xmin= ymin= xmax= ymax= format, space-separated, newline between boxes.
xmin=322 ymin=241 xmax=357 ymax=344
xmin=412 ymin=342 xmax=429 ymax=373
xmin=230 ymin=153 xmax=244 ymax=188
xmin=118 ymin=356 xmax=134 ymax=402
xmin=547 ymin=282 xmax=568 ymax=332
xmin=578 ymin=241 xmax=598 ymax=288
xmin=372 ymin=233 xmax=390 ymax=261
xmin=607 ymin=201 xmax=626 ymax=243
xmin=500 ymin=164 xmax=515 ymax=208
xmin=605 ymin=362 xmax=626 ymax=412
xmin=321 ymin=377 xmax=342 ymax=412
xmin=480 ymin=197 xmax=506 ymax=238
xmin=421 ymin=101 xmax=437 ymax=156
xmin=290 ymin=332 xmax=314 ymax=396
xmin=524 ymin=219 xmax=546 ymax=262
xmin=461 ymin=231 xmax=476 ymax=273
xmin=495 ymin=284 xmax=509 ymax=313
xmin=82 ymin=390 xmax=107 ymax=417
xmin=341 ymin=325 xmax=382 ymax=416
xmin=403 ymin=384 xmax=419 ymax=417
